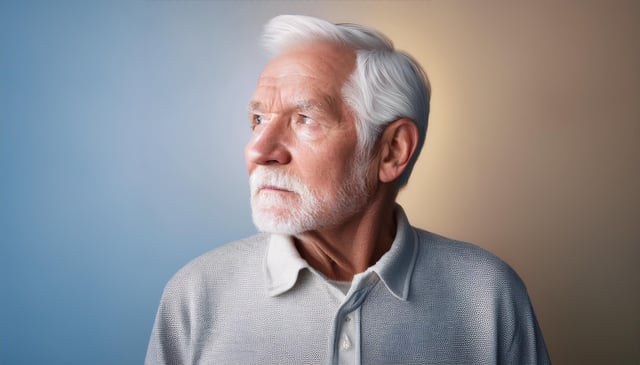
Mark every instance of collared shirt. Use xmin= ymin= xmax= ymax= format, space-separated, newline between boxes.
xmin=146 ymin=206 xmax=550 ymax=364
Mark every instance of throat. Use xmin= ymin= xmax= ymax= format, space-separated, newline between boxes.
xmin=294 ymin=238 xmax=358 ymax=281
xmin=291 ymin=201 xmax=397 ymax=282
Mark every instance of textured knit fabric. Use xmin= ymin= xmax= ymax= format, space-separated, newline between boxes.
xmin=145 ymin=206 xmax=550 ymax=364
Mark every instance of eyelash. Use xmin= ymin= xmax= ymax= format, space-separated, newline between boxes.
xmin=249 ymin=114 xmax=318 ymax=133
xmin=298 ymin=114 xmax=313 ymax=124
xmin=250 ymin=114 xmax=264 ymax=130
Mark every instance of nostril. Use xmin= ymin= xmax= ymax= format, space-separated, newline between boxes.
xmin=246 ymin=140 xmax=291 ymax=166
xmin=245 ymin=124 xmax=292 ymax=166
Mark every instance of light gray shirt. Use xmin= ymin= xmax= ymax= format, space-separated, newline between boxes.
xmin=146 ymin=206 xmax=550 ymax=364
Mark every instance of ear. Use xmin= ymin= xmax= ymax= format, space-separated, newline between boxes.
xmin=377 ymin=118 xmax=419 ymax=184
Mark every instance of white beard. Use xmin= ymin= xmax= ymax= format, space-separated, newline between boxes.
xmin=249 ymin=154 xmax=373 ymax=235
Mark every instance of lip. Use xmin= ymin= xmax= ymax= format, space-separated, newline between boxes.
xmin=258 ymin=185 xmax=293 ymax=193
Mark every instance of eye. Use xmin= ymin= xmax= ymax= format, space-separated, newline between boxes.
xmin=298 ymin=115 xmax=314 ymax=125
xmin=250 ymin=114 xmax=264 ymax=130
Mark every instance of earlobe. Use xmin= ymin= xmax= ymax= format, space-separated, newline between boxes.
xmin=378 ymin=118 xmax=419 ymax=183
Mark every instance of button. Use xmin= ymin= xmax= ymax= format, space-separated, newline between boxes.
xmin=345 ymin=316 xmax=351 ymax=322
xmin=341 ymin=335 xmax=352 ymax=351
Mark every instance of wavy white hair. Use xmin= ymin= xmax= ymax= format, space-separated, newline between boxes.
xmin=261 ymin=15 xmax=431 ymax=188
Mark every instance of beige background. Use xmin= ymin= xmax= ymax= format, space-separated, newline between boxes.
xmin=294 ymin=0 xmax=640 ymax=363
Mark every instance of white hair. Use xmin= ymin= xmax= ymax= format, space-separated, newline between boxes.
xmin=261 ymin=15 xmax=431 ymax=188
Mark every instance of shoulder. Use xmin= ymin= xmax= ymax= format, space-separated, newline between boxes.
xmin=162 ymin=233 xmax=269 ymax=297
xmin=412 ymin=228 xmax=526 ymax=293
xmin=410 ymin=227 xmax=550 ymax=363
xmin=179 ymin=233 xmax=268 ymax=272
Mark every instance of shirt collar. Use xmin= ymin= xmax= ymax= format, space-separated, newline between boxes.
xmin=264 ymin=204 xmax=419 ymax=300
xmin=265 ymin=234 xmax=309 ymax=297
xmin=362 ymin=205 xmax=419 ymax=301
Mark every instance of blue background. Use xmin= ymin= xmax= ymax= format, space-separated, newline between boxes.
xmin=1 ymin=2 xmax=277 ymax=363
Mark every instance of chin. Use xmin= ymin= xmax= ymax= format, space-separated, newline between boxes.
xmin=251 ymin=210 xmax=315 ymax=235
xmin=253 ymin=221 xmax=306 ymax=235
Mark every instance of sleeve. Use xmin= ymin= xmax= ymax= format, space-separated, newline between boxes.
xmin=144 ymin=278 xmax=193 ymax=365
xmin=498 ymin=267 xmax=552 ymax=365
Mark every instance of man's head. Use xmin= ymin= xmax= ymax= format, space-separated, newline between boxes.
xmin=261 ymin=15 xmax=431 ymax=187
xmin=246 ymin=15 xmax=431 ymax=234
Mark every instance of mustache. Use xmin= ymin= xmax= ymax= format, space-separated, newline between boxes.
xmin=249 ymin=168 xmax=307 ymax=195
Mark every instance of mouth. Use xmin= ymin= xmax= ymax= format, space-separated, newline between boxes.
xmin=257 ymin=185 xmax=294 ymax=194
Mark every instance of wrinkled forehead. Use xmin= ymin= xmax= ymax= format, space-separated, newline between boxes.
xmin=251 ymin=41 xmax=356 ymax=113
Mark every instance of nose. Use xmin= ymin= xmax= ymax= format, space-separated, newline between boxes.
xmin=245 ymin=120 xmax=292 ymax=167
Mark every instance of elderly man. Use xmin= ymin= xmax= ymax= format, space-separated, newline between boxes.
xmin=146 ymin=15 xmax=550 ymax=365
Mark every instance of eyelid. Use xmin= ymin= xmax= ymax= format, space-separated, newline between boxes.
xmin=294 ymin=113 xmax=316 ymax=125
xmin=250 ymin=113 xmax=265 ymax=130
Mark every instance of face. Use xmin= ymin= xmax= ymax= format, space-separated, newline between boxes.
xmin=246 ymin=42 xmax=375 ymax=234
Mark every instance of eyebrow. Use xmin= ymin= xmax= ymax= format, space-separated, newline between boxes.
xmin=247 ymin=99 xmax=331 ymax=114
xmin=247 ymin=99 xmax=326 ymax=112
xmin=294 ymin=100 xmax=325 ymax=113
xmin=247 ymin=101 xmax=264 ymax=114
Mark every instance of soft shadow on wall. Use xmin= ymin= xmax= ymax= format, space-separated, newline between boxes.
xmin=391 ymin=1 xmax=640 ymax=364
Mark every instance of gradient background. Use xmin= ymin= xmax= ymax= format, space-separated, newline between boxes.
xmin=1 ymin=1 xmax=638 ymax=364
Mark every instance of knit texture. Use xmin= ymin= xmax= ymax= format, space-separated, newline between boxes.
xmin=145 ymin=207 xmax=550 ymax=364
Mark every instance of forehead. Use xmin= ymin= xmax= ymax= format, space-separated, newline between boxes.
xmin=251 ymin=42 xmax=356 ymax=110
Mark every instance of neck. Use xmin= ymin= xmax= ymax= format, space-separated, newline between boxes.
xmin=293 ymin=186 xmax=398 ymax=281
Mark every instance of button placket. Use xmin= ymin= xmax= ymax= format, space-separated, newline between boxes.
xmin=336 ymin=307 xmax=361 ymax=365
xmin=333 ymin=273 xmax=376 ymax=365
